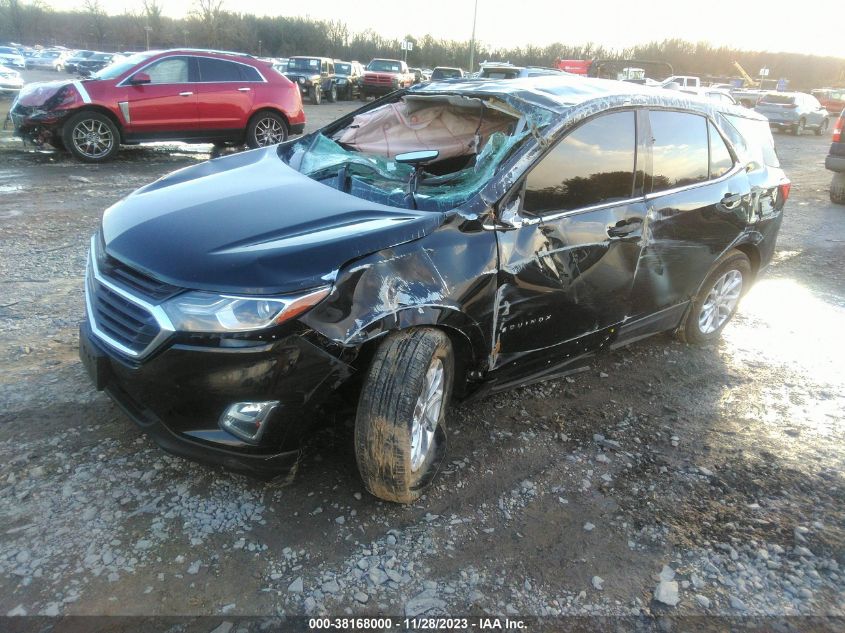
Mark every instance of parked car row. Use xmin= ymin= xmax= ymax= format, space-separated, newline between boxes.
xmin=10 ymin=49 xmax=305 ymax=161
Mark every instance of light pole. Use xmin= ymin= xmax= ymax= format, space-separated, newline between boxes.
xmin=468 ymin=0 xmax=478 ymax=74
xmin=183 ymin=29 xmax=188 ymax=47
xmin=258 ymin=40 xmax=262 ymax=57
xmin=144 ymin=26 xmax=152 ymax=51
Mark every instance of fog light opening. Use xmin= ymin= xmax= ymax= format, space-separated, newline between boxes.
xmin=219 ymin=401 xmax=279 ymax=443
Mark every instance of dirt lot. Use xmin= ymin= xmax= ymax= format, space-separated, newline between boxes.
xmin=1 ymin=71 xmax=844 ymax=627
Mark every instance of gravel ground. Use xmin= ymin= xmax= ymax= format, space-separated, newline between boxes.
xmin=0 ymin=71 xmax=844 ymax=627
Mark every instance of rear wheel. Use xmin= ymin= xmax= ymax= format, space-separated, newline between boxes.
xmin=816 ymin=118 xmax=829 ymax=136
xmin=793 ymin=118 xmax=806 ymax=135
xmin=678 ymin=250 xmax=752 ymax=344
xmin=62 ymin=111 xmax=120 ymax=163
xmin=246 ymin=111 xmax=288 ymax=148
xmin=830 ymin=172 xmax=845 ymax=204
xmin=354 ymin=328 xmax=453 ymax=503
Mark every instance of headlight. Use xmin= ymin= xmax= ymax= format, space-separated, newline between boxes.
xmin=162 ymin=286 xmax=330 ymax=333
xmin=298 ymin=77 xmax=305 ymax=84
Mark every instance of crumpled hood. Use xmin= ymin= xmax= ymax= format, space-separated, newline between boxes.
xmin=14 ymin=79 xmax=86 ymax=107
xmin=102 ymin=146 xmax=444 ymax=295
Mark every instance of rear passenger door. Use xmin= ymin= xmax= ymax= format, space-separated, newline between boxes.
xmin=195 ymin=56 xmax=259 ymax=132
xmin=627 ymin=110 xmax=751 ymax=327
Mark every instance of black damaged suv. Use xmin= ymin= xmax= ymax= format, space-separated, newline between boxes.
xmin=80 ymin=77 xmax=788 ymax=503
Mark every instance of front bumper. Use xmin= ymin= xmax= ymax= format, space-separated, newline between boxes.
xmin=362 ymin=84 xmax=398 ymax=96
xmin=79 ymin=319 xmax=354 ymax=480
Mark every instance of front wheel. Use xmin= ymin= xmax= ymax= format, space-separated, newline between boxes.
xmin=816 ymin=118 xmax=829 ymax=136
xmin=354 ymin=328 xmax=454 ymax=503
xmin=678 ymin=251 xmax=752 ymax=344
xmin=311 ymin=85 xmax=322 ymax=105
xmin=793 ymin=118 xmax=806 ymax=135
xmin=62 ymin=111 xmax=120 ymax=162
xmin=246 ymin=111 xmax=288 ymax=148
xmin=328 ymin=84 xmax=337 ymax=102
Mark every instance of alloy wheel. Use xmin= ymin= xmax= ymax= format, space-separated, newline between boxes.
xmin=698 ymin=269 xmax=743 ymax=334
xmin=71 ymin=118 xmax=114 ymax=159
xmin=253 ymin=117 xmax=285 ymax=146
xmin=410 ymin=358 xmax=445 ymax=472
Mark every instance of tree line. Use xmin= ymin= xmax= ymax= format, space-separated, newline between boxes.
xmin=2 ymin=0 xmax=844 ymax=89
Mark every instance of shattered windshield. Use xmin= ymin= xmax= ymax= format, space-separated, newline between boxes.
xmin=280 ymin=94 xmax=551 ymax=211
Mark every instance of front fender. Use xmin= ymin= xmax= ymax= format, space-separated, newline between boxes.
xmin=301 ymin=217 xmax=499 ymax=372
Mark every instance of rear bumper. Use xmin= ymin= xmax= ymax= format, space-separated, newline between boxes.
xmin=825 ymin=155 xmax=845 ymax=172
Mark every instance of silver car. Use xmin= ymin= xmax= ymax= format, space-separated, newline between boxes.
xmin=754 ymin=92 xmax=829 ymax=135
xmin=0 ymin=65 xmax=24 ymax=94
xmin=0 ymin=46 xmax=25 ymax=69
xmin=25 ymin=50 xmax=71 ymax=72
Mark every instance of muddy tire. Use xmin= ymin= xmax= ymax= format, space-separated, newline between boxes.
xmin=830 ymin=172 xmax=845 ymax=205
xmin=354 ymin=328 xmax=453 ymax=504
xmin=62 ymin=110 xmax=120 ymax=163
xmin=678 ymin=250 xmax=752 ymax=345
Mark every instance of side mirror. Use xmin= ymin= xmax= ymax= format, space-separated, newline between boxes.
xmin=498 ymin=197 xmax=523 ymax=229
xmin=129 ymin=72 xmax=151 ymax=85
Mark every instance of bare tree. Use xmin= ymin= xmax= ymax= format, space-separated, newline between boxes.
xmin=83 ymin=0 xmax=107 ymax=48
xmin=191 ymin=0 xmax=223 ymax=48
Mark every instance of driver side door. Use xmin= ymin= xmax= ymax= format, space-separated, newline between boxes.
xmin=490 ymin=109 xmax=647 ymax=383
xmin=123 ymin=55 xmax=199 ymax=136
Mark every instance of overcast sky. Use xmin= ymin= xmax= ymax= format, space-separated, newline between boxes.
xmin=44 ymin=0 xmax=845 ymax=58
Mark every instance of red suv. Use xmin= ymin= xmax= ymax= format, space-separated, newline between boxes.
xmin=10 ymin=49 xmax=306 ymax=162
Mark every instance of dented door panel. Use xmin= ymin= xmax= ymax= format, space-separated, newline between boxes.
xmin=490 ymin=200 xmax=646 ymax=380
xmin=630 ymin=169 xmax=752 ymax=318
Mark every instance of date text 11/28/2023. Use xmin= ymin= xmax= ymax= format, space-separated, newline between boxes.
xmin=308 ymin=617 xmax=528 ymax=630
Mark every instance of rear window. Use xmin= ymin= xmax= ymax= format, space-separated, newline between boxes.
xmin=721 ymin=114 xmax=781 ymax=169
xmin=649 ymin=111 xmax=709 ymax=192
xmin=760 ymin=94 xmax=795 ymax=105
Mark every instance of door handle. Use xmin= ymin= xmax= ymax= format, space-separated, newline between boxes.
xmin=237 ymin=87 xmax=251 ymax=92
xmin=606 ymin=217 xmax=643 ymax=239
xmin=179 ymin=91 xmax=193 ymax=97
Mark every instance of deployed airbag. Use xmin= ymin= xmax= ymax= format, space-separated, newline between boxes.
xmin=333 ymin=98 xmax=515 ymax=160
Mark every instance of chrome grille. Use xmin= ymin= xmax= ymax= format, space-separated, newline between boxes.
xmin=85 ymin=236 xmax=175 ymax=359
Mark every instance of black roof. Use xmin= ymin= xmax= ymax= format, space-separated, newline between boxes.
xmin=413 ymin=74 xmax=767 ymax=121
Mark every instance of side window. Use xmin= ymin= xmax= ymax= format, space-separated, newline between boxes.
xmin=709 ymin=121 xmax=734 ymax=179
xmin=198 ymin=57 xmax=242 ymax=82
xmin=238 ymin=64 xmax=262 ymax=82
xmin=144 ymin=57 xmax=189 ymax=84
xmin=523 ymin=111 xmax=636 ymax=214
xmin=321 ymin=60 xmax=327 ymax=74
xmin=649 ymin=111 xmax=708 ymax=192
